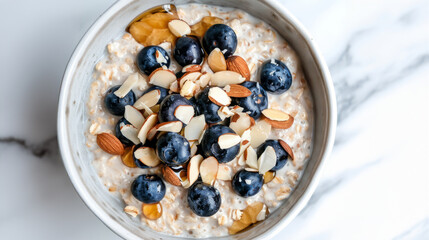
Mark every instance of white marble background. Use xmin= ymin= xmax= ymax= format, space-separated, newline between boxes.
xmin=0 ymin=0 xmax=428 ymax=239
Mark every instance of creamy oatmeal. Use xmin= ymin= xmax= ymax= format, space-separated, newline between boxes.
xmin=85 ymin=4 xmax=313 ymax=238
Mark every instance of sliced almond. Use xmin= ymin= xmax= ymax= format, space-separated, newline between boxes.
xmin=250 ymin=120 xmax=271 ymax=148
xmin=174 ymin=105 xmax=195 ymax=125
xmin=217 ymin=106 xmax=234 ymax=120
xmin=124 ymin=105 xmax=145 ymax=129
xmin=168 ymin=19 xmax=191 ymax=37
xmin=197 ymin=72 xmax=211 ymax=88
xmin=134 ymin=147 xmax=161 ymax=167
xmin=96 ymin=133 xmax=124 ymax=155
xmin=184 ymin=114 xmax=206 ymax=141
xmin=217 ymin=164 xmax=232 ymax=181
xmin=169 ymin=80 xmax=179 ymax=93
xmin=114 ymin=73 xmax=138 ymax=98
xmin=137 ymin=113 xmax=158 ymax=144
xmin=134 ymin=89 xmax=161 ymax=109
xmin=244 ymin=167 xmax=258 ymax=172
xmin=218 ymin=133 xmax=241 ymax=149
xmin=182 ymin=64 xmax=202 ymax=73
xmin=155 ymin=121 xmax=183 ymax=132
xmin=278 ymin=139 xmax=295 ymax=160
xmin=200 ymin=157 xmax=219 ymax=185
xmin=262 ymin=115 xmax=294 ymax=129
xmin=236 ymin=128 xmax=251 ymax=158
xmin=208 ymin=48 xmax=226 ymax=72
xmin=139 ymin=101 xmax=154 ymax=118
xmin=229 ymin=113 xmax=254 ymax=136
xmin=262 ymin=109 xmax=291 ymax=121
xmin=208 ymin=87 xmax=231 ymax=106
xmin=190 ymin=141 xmax=198 ymax=157
xmin=162 ymin=165 xmax=181 ymax=186
xmin=146 ymin=125 xmax=158 ymax=141
xmin=155 ymin=50 xmax=168 ymax=64
xmin=148 ymin=68 xmax=176 ymax=89
xmin=179 ymin=71 xmax=202 ymax=88
xmin=258 ymin=146 xmax=277 ymax=174
xmin=226 ymin=56 xmax=251 ymax=81
xmin=210 ymin=71 xmax=245 ymax=87
xmin=180 ymin=80 xmax=199 ymax=98
xmin=245 ymin=147 xmax=258 ymax=169
xmin=223 ymin=84 xmax=252 ymax=98
xmin=120 ymin=124 xmax=141 ymax=145
xmin=186 ymin=154 xmax=203 ymax=187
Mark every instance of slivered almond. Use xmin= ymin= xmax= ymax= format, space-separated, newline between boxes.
xmin=124 ymin=105 xmax=145 ymax=129
xmin=210 ymin=71 xmax=245 ymax=87
xmin=226 ymin=56 xmax=251 ymax=81
xmin=162 ymin=165 xmax=181 ymax=186
xmin=114 ymin=73 xmax=138 ymax=98
xmin=278 ymin=139 xmax=294 ymax=160
xmin=200 ymin=157 xmax=219 ymax=185
xmin=208 ymin=87 xmax=231 ymax=106
xmin=137 ymin=113 xmax=158 ymax=144
xmin=186 ymin=154 xmax=203 ymax=187
xmin=180 ymin=80 xmax=198 ymax=98
xmin=182 ymin=64 xmax=202 ymax=73
xmin=217 ymin=164 xmax=232 ymax=181
xmin=184 ymin=115 xmax=206 ymax=141
xmin=223 ymin=84 xmax=252 ymax=98
xmin=120 ymin=124 xmax=141 ymax=145
xmin=229 ymin=113 xmax=254 ymax=136
xmin=208 ymin=48 xmax=226 ymax=72
xmin=250 ymin=120 xmax=271 ymax=148
xmin=197 ymin=72 xmax=211 ymax=88
xmin=168 ymin=19 xmax=191 ymax=37
xmin=174 ymin=105 xmax=195 ymax=125
xmin=179 ymin=71 xmax=202 ymax=88
xmin=134 ymin=147 xmax=161 ymax=167
xmin=155 ymin=121 xmax=183 ymax=132
xmin=96 ymin=133 xmax=124 ymax=155
xmin=134 ymin=89 xmax=161 ymax=109
xmin=218 ymin=133 xmax=241 ymax=149
xmin=148 ymin=68 xmax=176 ymax=89
xmin=245 ymin=147 xmax=258 ymax=169
xmin=258 ymin=146 xmax=277 ymax=174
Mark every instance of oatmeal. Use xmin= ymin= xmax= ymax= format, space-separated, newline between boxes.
xmin=85 ymin=4 xmax=313 ymax=238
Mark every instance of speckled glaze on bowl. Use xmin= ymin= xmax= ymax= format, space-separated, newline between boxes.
xmin=57 ymin=0 xmax=337 ymax=239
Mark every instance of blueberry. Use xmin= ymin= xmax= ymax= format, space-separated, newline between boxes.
xmin=194 ymin=88 xmax=222 ymax=124
xmin=131 ymin=174 xmax=166 ymax=203
xmin=202 ymin=24 xmax=237 ymax=58
xmin=156 ymin=132 xmax=191 ymax=166
xmin=158 ymin=94 xmax=195 ymax=125
xmin=137 ymin=46 xmax=170 ymax=75
xmin=115 ymin=118 xmax=134 ymax=147
xmin=187 ymin=182 xmax=221 ymax=217
xmin=173 ymin=36 xmax=204 ymax=66
xmin=260 ymin=59 xmax=292 ymax=94
xmin=104 ymin=85 xmax=136 ymax=116
xmin=200 ymin=125 xmax=240 ymax=163
xmin=142 ymin=86 xmax=169 ymax=105
xmin=231 ymin=81 xmax=267 ymax=119
xmin=231 ymin=169 xmax=263 ymax=197
xmin=257 ymin=140 xmax=289 ymax=171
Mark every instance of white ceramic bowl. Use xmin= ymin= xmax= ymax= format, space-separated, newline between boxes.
xmin=57 ymin=0 xmax=336 ymax=239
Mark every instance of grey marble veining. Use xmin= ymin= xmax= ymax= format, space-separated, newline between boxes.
xmin=0 ymin=0 xmax=428 ymax=239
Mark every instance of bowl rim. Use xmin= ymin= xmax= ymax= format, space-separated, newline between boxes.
xmin=57 ymin=0 xmax=337 ymax=239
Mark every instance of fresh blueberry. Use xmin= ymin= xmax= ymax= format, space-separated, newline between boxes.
xmin=231 ymin=81 xmax=267 ymax=119
xmin=104 ymin=85 xmax=136 ymax=116
xmin=131 ymin=174 xmax=166 ymax=203
xmin=257 ymin=140 xmax=288 ymax=171
xmin=115 ymin=118 xmax=134 ymax=147
xmin=158 ymin=94 xmax=195 ymax=125
xmin=194 ymin=88 xmax=222 ymax=124
xmin=231 ymin=169 xmax=263 ymax=197
xmin=173 ymin=36 xmax=204 ymax=66
xmin=142 ymin=86 xmax=169 ymax=105
xmin=187 ymin=182 xmax=221 ymax=217
xmin=200 ymin=125 xmax=240 ymax=163
xmin=260 ymin=59 xmax=292 ymax=94
xmin=137 ymin=46 xmax=170 ymax=75
xmin=202 ymin=24 xmax=237 ymax=58
xmin=156 ymin=132 xmax=191 ymax=166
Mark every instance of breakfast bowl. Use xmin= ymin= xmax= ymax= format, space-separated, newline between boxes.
xmin=57 ymin=0 xmax=336 ymax=239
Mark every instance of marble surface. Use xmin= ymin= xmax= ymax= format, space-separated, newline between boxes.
xmin=0 ymin=0 xmax=428 ymax=239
